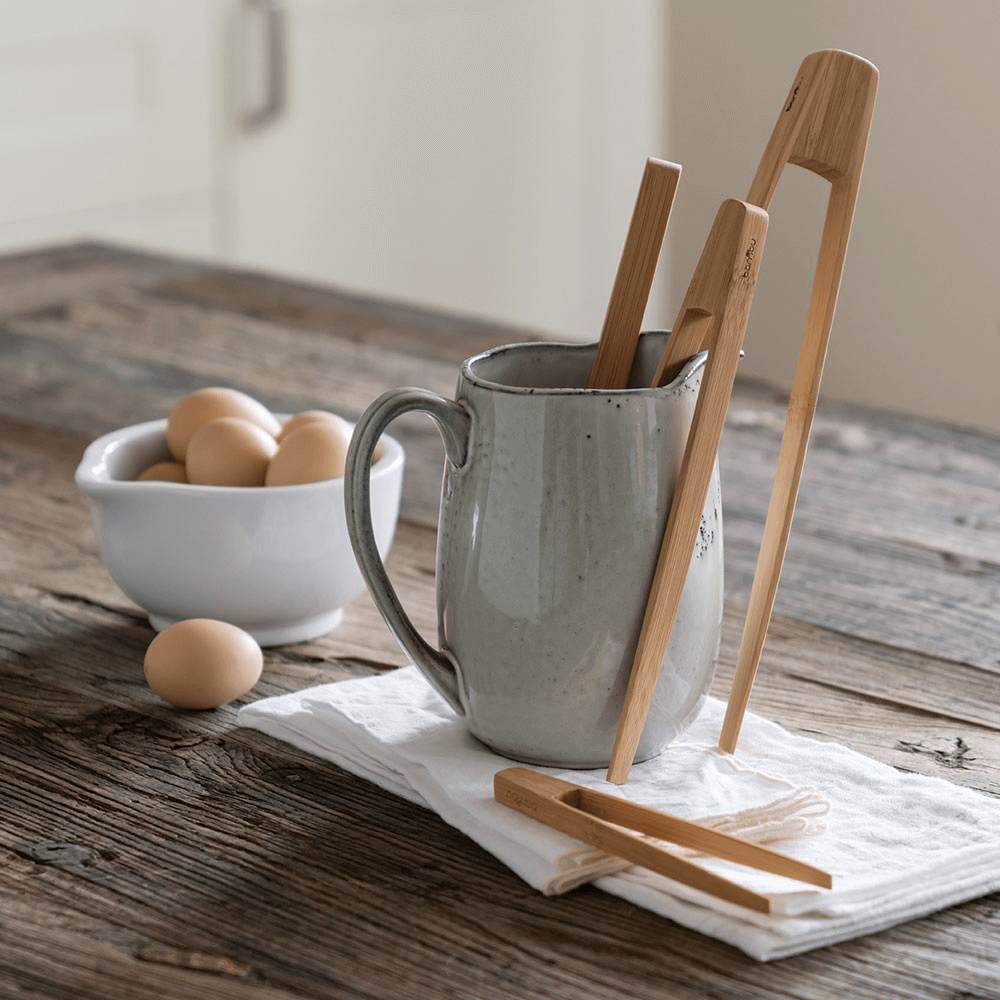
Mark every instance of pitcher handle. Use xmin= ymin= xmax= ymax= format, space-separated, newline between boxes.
xmin=345 ymin=387 xmax=471 ymax=716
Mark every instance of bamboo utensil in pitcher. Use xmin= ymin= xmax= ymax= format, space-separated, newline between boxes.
xmin=606 ymin=198 xmax=768 ymax=783
xmin=589 ymin=157 xmax=682 ymax=389
xmin=718 ymin=49 xmax=879 ymax=754
xmin=607 ymin=50 xmax=878 ymax=778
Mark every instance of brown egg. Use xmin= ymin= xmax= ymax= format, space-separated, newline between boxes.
xmin=186 ymin=417 xmax=278 ymax=486
xmin=138 ymin=461 xmax=188 ymax=483
xmin=278 ymin=409 xmax=382 ymax=463
xmin=166 ymin=387 xmax=281 ymax=462
xmin=144 ymin=618 xmax=263 ymax=709
xmin=265 ymin=421 xmax=350 ymax=485
xmin=277 ymin=409 xmax=348 ymax=442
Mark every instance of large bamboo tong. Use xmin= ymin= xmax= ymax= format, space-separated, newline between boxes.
xmin=608 ymin=50 xmax=878 ymax=781
xmin=719 ymin=50 xmax=878 ymax=753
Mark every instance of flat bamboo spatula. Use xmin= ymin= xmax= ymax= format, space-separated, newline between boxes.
xmin=495 ymin=767 xmax=831 ymax=914
xmin=718 ymin=50 xmax=878 ymax=754
xmin=606 ymin=199 xmax=768 ymax=784
xmin=588 ymin=158 xmax=682 ymax=389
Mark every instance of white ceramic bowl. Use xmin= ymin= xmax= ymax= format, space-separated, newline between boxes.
xmin=75 ymin=418 xmax=404 ymax=646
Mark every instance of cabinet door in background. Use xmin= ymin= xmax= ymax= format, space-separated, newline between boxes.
xmin=224 ymin=0 xmax=668 ymax=341
xmin=0 ymin=0 xmax=223 ymax=255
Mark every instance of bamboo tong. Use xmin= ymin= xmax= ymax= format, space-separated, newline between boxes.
xmin=492 ymin=52 xmax=877 ymax=908
xmin=495 ymin=767 xmax=831 ymax=913
xmin=590 ymin=184 xmax=769 ymax=782
xmin=718 ymin=49 xmax=879 ymax=753
xmin=602 ymin=49 xmax=879 ymax=780
xmin=604 ymin=198 xmax=768 ymax=782
xmin=586 ymin=170 xmax=768 ymax=786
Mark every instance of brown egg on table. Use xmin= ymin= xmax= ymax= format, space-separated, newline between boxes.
xmin=143 ymin=618 xmax=263 ymax=709
xmin=186 ymin=416 xmax=278 ymax=487
xmin=265 ymin=420 xmax=350 ymax=485
xmin=166 ymin=387 xmax=281 ymax=462
xmin=138 ymin=461 xmax=188 ymax=483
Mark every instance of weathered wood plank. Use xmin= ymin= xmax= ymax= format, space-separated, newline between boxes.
xmin=153 ymin=265 xmax=541 ymax=363
xmin=6 ymin=277 xmax=1000 ymax=671
xmin=739 ymin=612 xmax=1000 ymax=735
xmin=0 ymin=894 xmax=302 ymax=1000
xmin=718 ymin=384 xmax=1000 ymax=673
xmin=4 ymin=245 xmax=1000 ymax=999
xmin=2 ymin=650 xmax=999 ymax=1000
xmin=3 ymin=407 xmax=997 ymax=784
xmin=0 ymin=242 xmax=201 ymax=321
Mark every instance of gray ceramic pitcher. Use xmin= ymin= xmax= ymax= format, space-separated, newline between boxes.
xmin=344 ymin=332 xmax=723 ymax=768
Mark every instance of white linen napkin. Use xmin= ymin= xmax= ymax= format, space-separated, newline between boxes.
xmin=238 ymin=666 xmax=1000 ymax=961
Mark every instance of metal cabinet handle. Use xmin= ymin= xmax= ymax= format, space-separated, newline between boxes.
xmin=239 ymin=0 xmax=287 ymax=132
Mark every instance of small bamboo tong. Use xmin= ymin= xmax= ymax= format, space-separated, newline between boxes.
xmin=495 ymin=767 xmax=831 ymax=913
xmin=606 ymin=199 xmax=768 ymax=783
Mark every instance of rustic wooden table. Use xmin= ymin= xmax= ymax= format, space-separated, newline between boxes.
xmin=2 ymin=244 xmax=998 ymax=999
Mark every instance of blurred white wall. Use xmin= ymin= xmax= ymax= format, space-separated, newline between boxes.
xmin=0 ymin=1 xmax=221 ymax=256
xmin=665 ymin=0 xmax=1000 ymax=432
xmin=2 ymin=1 xmax=997 ymax=432
xmin=225 ymin=0 xmax=670 ymax=342
xmin=228 ymin=0 xmax=1000 ymax=432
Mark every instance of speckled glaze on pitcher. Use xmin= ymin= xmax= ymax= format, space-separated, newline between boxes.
xmin=345 ymin=333 xmax=723 ymax=768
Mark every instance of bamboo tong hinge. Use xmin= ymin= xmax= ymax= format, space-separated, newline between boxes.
xmin=495 ymin=767 xmax=832 ymax=914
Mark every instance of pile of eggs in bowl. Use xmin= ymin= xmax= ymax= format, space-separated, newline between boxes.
xmin=138 ymin=386 xmax=373 ymax=487
xmin=134 ymin=386 xmax=380 ymax=709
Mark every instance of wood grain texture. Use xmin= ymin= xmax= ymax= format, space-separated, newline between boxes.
xmin=2 ymin=243 xmax=999 ymax=999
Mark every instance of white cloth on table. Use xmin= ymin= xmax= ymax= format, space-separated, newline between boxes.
xmin=238 ymin=665 xmax=1000 ymax=961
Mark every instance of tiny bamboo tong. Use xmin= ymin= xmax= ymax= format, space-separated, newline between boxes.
xmin=495 ymin=767 xmax=832 ymax=914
